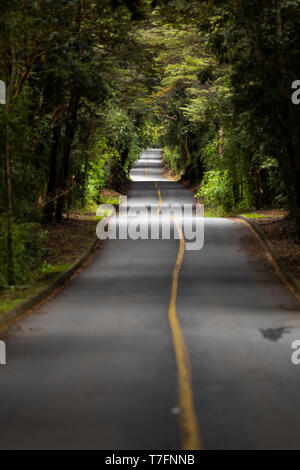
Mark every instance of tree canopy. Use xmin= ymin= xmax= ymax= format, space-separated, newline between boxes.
xmin=1 ymin=0 xmax=300 ymax=286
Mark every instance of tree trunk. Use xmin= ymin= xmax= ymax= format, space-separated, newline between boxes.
xmin=4 ymin=103 xmax=14 ymax=285
xmin=278 ymin=142 xmax=300 ymax=240
xmin=218 ymin=127 xmax=224 ymax=159
xmin=4 ymin=33 xmax=17 ymax=285
xmin=81 ymin=153 xmax=89 ymax=207
xmin=245 ymin=2 xmax=300 ymax=236
xmin=179 ymin=132 xmax=191 ymax=167
xmin=43 ymin=124 xmax=61 ymax=224
xmin=107 ymin=147 xmax=130 ymax=193
xmin=55 ymin=95 xmax=79 ymax=221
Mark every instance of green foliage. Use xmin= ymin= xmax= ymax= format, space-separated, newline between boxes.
xmin=197 ymin=170 xmax=234 ymax=213
xmin=85 ymin=137 xmax=119 ymax=208
xmin=162 ymin=146 xmax=182 ymax=175
xmin=0 ymin=223 xmax=47 ymax=288
xmin=146 ymin=1 xmax=292 ymax=219
xmin=0 ymin=0 xmax=155 ymax=285
xmin=1 ymin=0 xmax=300 ymax=290
xmin=38 ymin=261 xmax=72 ymax=280
xmin=201 ymin=140 xmax=220 ymax=170
xmin=241 ymin=214 xmax=267 ymax=219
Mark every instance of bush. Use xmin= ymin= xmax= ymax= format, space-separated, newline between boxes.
xmin=162 ymin=146 xmax=182 ymax=175
xmin=0 ymin=222 xmax=47 ymax=288
xmin=197 ymin=170 xmax=234 ymax=212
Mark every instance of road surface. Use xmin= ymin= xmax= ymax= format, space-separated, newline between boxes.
xmin=1 ymin=149 xmax=300 ymax=449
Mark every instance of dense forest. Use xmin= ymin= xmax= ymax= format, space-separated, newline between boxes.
xmin=1 ymin=0 xmax=300 ymax=289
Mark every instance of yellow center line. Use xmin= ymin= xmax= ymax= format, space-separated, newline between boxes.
xmin=169 ymin=216 xmax=203 ymax=450
xmin=154 ymin=182 xmax=161 ymax=215
xmin=156 ymin=188 xmax=162 ymax=216
xmin=154 ymin=169 xmax=202 ymax=448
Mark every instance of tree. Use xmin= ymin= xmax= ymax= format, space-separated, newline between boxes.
xmin=0 ymin=0 xmax=154 ymax=285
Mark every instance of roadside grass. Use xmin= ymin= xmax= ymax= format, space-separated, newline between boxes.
xmin=72 ymin=191 xmax=119 ymax=220
xmin=0 ymin=266 xmax=71 ymax=314
xmin=99 ymin=188 xmax=121 ymax=207
xmin=0 ymin=218 xmax=97 ymax=315
xmin=99 ymin=195 xmax=120 ymax=206
xmin=202 ymin=208 xmax=282 ymax=219
xmin=240 ymin=211 xmax=287 ymax=219
xmin=240 ymin=213 xmax=267 ymax=219
xmin=0 ymin=297 xmax=27 ymax=314
xmin=203 ymin=207 xmax=226 ymax=218
xmin=0 ymin=188 xmax=121 ymax=316
xmin=0 ymin=261 xmax=73 ymax=314
xmin=38 ymin=261 xmax=72 ymax=280
xmin=85 ymin=215 xmax=103 ymax=222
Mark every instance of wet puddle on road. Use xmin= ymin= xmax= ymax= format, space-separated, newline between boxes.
xmin=260 ymin=326 xmax=292 ymax=341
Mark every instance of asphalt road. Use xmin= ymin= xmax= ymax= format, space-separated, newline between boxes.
xmin=1 ymin=149 xmax=300 ymax=449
